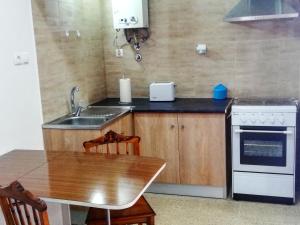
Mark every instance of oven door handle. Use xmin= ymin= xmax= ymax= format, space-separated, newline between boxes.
xmin=234 ymin=129 xmax=293 ymax=135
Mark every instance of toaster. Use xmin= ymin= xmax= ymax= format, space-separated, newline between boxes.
xmin=149 ymin=82 xmax=176 ymax=101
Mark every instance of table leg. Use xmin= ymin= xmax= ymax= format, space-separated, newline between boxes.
xmin=107 ymin=209 xmax=111 ymax=225
xmin=61 ymin=204 xmax=71 ymax=225
xmin=46 ymin=202 xmax=71 ymax=225
xmin=0 ymin=207 xmax=5 ymax=225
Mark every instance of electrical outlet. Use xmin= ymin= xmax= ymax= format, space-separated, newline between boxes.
xmin=115 ymin=48 xmax=124 ymax=57
xmin=14 ymin=52 xmax=30 ymax=65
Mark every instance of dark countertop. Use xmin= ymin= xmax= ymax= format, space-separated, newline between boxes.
xmin=92 ymin=98 xmax=232 ymax=113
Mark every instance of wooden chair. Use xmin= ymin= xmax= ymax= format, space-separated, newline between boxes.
xmin=0 ymin=181 xmax=50 ymax=225
xmin=83 ymin=130 xmax=156 ymax=225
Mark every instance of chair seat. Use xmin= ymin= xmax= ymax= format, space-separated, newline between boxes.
xmin=86 ymin=196 xmax=155 ymax=225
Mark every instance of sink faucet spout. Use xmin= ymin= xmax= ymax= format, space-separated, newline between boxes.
xmin=70 ymin=86 xmax=80 ymax=115
xmin=74 ymin=106 xmax=83 ymax=117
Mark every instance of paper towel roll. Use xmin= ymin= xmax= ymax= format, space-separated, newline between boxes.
xmin=119 ymin=78 xmax=132 ymax=103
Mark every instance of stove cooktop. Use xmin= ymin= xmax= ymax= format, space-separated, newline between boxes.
xmin=233 ymin=98 xmax=298 ymax=106
xmin=232 ymin=98 xmax=298 ymax=126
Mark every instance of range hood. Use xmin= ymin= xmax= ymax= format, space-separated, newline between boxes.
xmin=224 ymin=0 xmax=299 ymax=22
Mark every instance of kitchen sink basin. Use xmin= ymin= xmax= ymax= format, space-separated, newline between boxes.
xmin=43 ymin=106 xmax=133 ymax=129
xmin=55 ymin=117 xmax=109 ymax=126
xmin=80 ymin=107 xmax=126 ymax=117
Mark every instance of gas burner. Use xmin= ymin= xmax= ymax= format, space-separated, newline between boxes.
xmin=233 ymin=97 xmax=298 ymax=106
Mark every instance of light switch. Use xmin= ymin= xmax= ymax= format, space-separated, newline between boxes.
xmin=14 ymin=52 xmax=30 ymax=66
xmin=22 ymin=52 xmax=29 ymax=64
xmin=115 ymin=48 xmax=124 ymax=57
xmin=14 ymin=54 xmax=23 ymax=65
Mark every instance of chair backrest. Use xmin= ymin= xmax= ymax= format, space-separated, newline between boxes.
xmin=83 ymin=130 xmax=141 ymax=156
xmin=0 ymin=181 xmax=50 ymax=225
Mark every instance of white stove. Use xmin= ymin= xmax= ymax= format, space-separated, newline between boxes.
xmin=232 ymin=98 xmax=297 ymax=127
xmin=231 ymin=98 xmax=298 ymax=204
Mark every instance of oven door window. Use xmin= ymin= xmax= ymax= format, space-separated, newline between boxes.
xmin=240 ymin=126 xmax=287 ymax=167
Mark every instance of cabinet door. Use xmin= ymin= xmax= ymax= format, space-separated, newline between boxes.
xmin=134 ymin=113 xmax=180 ymax=184
xmin=100 ymin=113 xmax=134 ymax=154
xmin=178 ymin=113 xmax=226 ymax=187
xmin=43 ymin=114 xmax=133 ymax=152
xmin=43 ymin=129 xmax=101 ymax=152
xmin=100 ymin=113 xmax=134 ymax=136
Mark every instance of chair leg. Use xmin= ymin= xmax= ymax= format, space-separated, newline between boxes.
xmin=147 ymin=216 xmax=155 ymax=225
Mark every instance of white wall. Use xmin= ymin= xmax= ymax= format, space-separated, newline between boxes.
xmin=0 ymin=0 xmax=43 ymax=222
xmin=0 ymin=0 xmax=44 ymax=156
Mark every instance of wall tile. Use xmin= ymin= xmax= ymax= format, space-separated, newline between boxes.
xmin=102 ymin=0 xmax=300 ymax=99
xmin=33 ymin=0 xmax=300 ymax=119
xmin=32 ymin=0 xmax=106 ymax=122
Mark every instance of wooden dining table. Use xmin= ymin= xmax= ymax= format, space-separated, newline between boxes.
xmin=0 ymin=150 xmax=166 ymax=225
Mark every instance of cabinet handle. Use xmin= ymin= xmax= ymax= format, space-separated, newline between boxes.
xmin=170 ymin=125 xmax=175 ymax=129
xmin=181 ymin=125 xmax=185 ymax=129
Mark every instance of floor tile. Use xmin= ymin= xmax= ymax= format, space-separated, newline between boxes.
xmin=71 ymin=194 xmax=300 ymax=225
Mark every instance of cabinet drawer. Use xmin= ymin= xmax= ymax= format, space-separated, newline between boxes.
xmin=233 ymin=172 xmax=294 ymax=198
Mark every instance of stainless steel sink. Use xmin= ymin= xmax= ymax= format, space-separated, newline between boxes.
xmin=80 ymin=106 xmax=127 ymax=117
xmin=43 ymin=106 xmax=133 ymax=129
xmin=55 ymin=117 xmax=109 ymax=126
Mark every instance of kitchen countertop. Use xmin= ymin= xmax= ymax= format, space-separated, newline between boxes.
xmin=92 ymin=98 xmax=232 ymax=113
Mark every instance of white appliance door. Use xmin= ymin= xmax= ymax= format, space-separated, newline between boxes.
xmin=232 ymin=125 xmax=295 ymax=174
xmin=233 ymin=172 xmax=295 ymax=198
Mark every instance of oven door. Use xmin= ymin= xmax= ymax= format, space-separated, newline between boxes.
xmin=232 ymin=125 xmax=295 ymax=174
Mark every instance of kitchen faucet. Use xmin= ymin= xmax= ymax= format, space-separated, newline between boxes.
xmin=70 ymin=86 xmax=82 ymax=116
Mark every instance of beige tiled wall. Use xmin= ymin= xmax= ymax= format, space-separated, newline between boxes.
xmin=32 ymin=0 xmax=106 ymax=122
xmin=33 ymin=0 xmax=300 ymax=121
xmin=102 ymin=0 xmax=300 ymax=99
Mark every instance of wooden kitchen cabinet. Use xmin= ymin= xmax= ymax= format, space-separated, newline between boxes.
xmin=43 ymin=129 xmax=100 ymax=152
xmin=134 ymin=112 xmax=226 ymax=187
xmin=134 ymin=113 xmax=180 ymax=184
xmin=43 ymin=113 xmax=133 ymax=152
xmin=99 ymin=113 xmax=133 ymax=136
xmin=178 ymin=113 xmax=226 ymax=187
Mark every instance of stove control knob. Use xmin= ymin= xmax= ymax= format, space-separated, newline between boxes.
xmin=279 ymin=118 xmax=285 ymax=125
xmin=270 ymin=118 xmax=276 ymax=124
xmin=239 ymin=114 xmax=247 ymax=123
xmin=257 ymin=114 xmax=263 ymax=124
xmin=250 ymin=114 xmax=255 ymax=124
xmin=240 ymin=118 xmax=247 ymax=123
xmin=265 ymin=118 xmax=270 ymax=124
